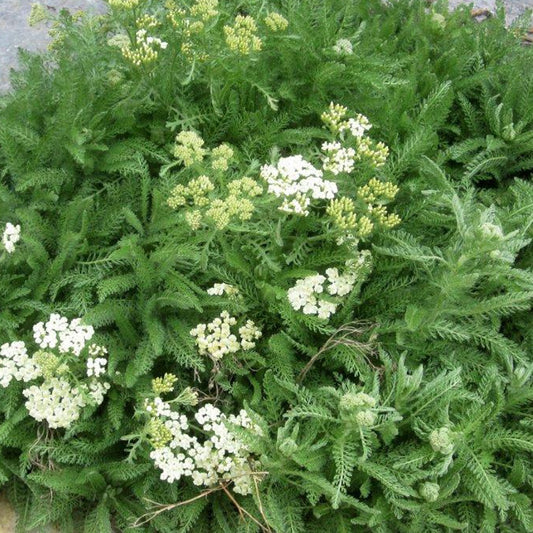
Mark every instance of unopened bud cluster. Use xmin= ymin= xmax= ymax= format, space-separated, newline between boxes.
xmin=120 ymin=29 xmax=167 ymax=66
xmin=328 ymin=176 xmax=400 ymax=238
xmin=224 ymin=15 xmax=262 ymax=54
xmin=108 ymin=0 xmax=140 ymax=8
xmin=339 ymin=391 xmax=378 ymax=427
xmin=429 ymin=427 xmax=455 ymax=455
xmin=168 ymin=176 xmax=262 ymax=231
xmin=321 ymin=102 xmax=389 ymax=168
xmin=333 ymin=38 xmax=353 ymax=55
xmin=264 ymin=12 xmax=289 ymax=32
xmin=173 ymin=131 xmax=207 ymax=167
xmin=419 ymin=482 xmax=440 ymax=502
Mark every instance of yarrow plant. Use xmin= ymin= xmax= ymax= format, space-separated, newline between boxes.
xmin=0 ymin=314 xmax=110 ymax=428
xmin=1 ymin=1 xmax=532 ymax=532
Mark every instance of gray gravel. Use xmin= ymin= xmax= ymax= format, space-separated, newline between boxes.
xmin=0 ymin=0 xmax=532 ymax=93
xmin=449 ymin=0 xmax=533 ymax=23
xmin=0 ymin=0 xmax=106 ymax=93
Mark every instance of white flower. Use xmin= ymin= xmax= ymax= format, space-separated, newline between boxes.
xmin=33 ymin=314 xmax=94 ymax=355
xmin=326 ymin=267 xmax=356 ymax=296
xmin=287 ymin=263 xmax=363 ymax=320
xmin=317 ymin=300 xmax=337 ymax=319
xmin=0 ymin=341 xmax=41 ymax=387
xmin=340 ymin=114 xmax=372 ymax=138
xmin=149 ymin=403 xmax=263 ymax=494
xmin=206 ymin=283 xmax=240 ymax=298
xmin=239 ymin=320 xmax=262 ymax=350
xmin=191 ymin=311 xmax=261 ymax=361
xmin=321 ymin=142 xmax=356 ymax=175
xmin=333 ymin=38 xmax=353 ymax=55
xmin=2 ymin=314 xmax=110 ymax=428
xmin=260 ymin=155 xmax=337 ymax=215
xmin=22 ymin=378 xmax=88 ymax=429
xmin=2 ymin=223 xmax=21 ymax=254
xmin=88 ymin=380 xmax=110 ymax=405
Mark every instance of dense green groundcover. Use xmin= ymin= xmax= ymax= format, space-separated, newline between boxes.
xmin=0 ymin=0 xmax=532 ymax=531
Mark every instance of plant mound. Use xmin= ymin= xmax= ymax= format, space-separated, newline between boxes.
xmin=0 ymin=0 xmax=532 ymax=531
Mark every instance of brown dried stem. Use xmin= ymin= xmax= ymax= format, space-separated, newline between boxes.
xmin=297 ymin=320 xmax=378 ymax=383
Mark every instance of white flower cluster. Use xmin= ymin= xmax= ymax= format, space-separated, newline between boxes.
xmin=288 ymin=258 xmax=369 ymax=320
xmin=149 ymin=401 xmax=263 ymax=495
xmin=2 ymin=223 xmax=21 ymax=254
xmin=332 ymin=38 xmax=353 ymax=55
xmin=190 ymin=311 xmax=262 ymax=361
xmin=22 ymin=378 xmax=89 ymax=429
xmin=260 ymin=155 xmax=337 ymax=216
xmin=0 ymin=342 xmax=40 ymax=387
xmin=33 ymin=313 xmax=95 ymax=356
xmin=321 ymin=141 xmax=356 ymax=175
xmin=0 ymin=314 xmax=110 ymax=429
xmin=86 ymin=344 xmax=108 ymax=377
xmin=340 ymin=114 xmax=372 ymax=138
xmin=206 ymin=283 xmax=240 ymax=298
xmin=287 ymin=274 xmax=337 ymax=320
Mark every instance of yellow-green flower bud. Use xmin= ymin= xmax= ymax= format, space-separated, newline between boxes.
xmin=355 ymin=410 xmax=377 ymax=427
xmin=224 ymin=15 xmax=262 ymax=54
xmin=148 ymin=418 xmax=173 ymax=449
xmin=419 ymin=482 xmax=440 ymax=502
xmin=340 ymin=392 xmax=377 ymax=412
xmin=136 ymin=14 xmax=159 ymax=28
xmin=265 ymin=12 xmax=289 ymax=32
xmin=321 ymin=102 xmax=348 ymax=134
xmin=188 ymin=175 xmax=214 ymax=206
xmin=211 ymin=144 xmax=234 ymax=171
xmin=167 ymin=184 xmax=188 ymax=209
xmin=174 ymin=386 xmax=199 ymax=406
xmin=151 ymin=373 xmax=178 ymax=394
xmin=108 ymin=0 xmax=140 ymax=7
xmin=383 ymin=212 xmax=401 ymax=228
xmin=190 ymin=0 xmax=219 ymax=21
xmin=356 ymin=215 xmax=374 ymax=238
xmin=429 ymin=427 xmax=454 ymax=455
xmin=227 ymin=177 xmax=262 ymax=197
xmin=185 ymin=209 xmax=203 ymax=230
xmin=327 ymin=197 xmax=357 ymax=230
xmin=359 ymin=178 xmax=399 ymax=203
xmin=29 ymin=3 xmax=48 ymax=26
xmin=33 ymin=350 xmax=61 ymax=381
xmin=173 ymin=131 xmax=206 ymax=167
xmin=206 ymin=199 xmax=231 ymax=229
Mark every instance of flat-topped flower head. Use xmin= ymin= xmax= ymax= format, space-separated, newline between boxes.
xmin=2 ymin=222 xmax=21 ymax=254
xmin=33 ymin=314 xmax=94 ymax=356
xmin=333 ymin=38 xmax=353 ymax=55
xmin=261 ymin=155 xmax=337 ymax=215
xmin=148 ymin=401 xmax=264 ymax=494
xmin=191 ymin=311 xmax=262 ymax=361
